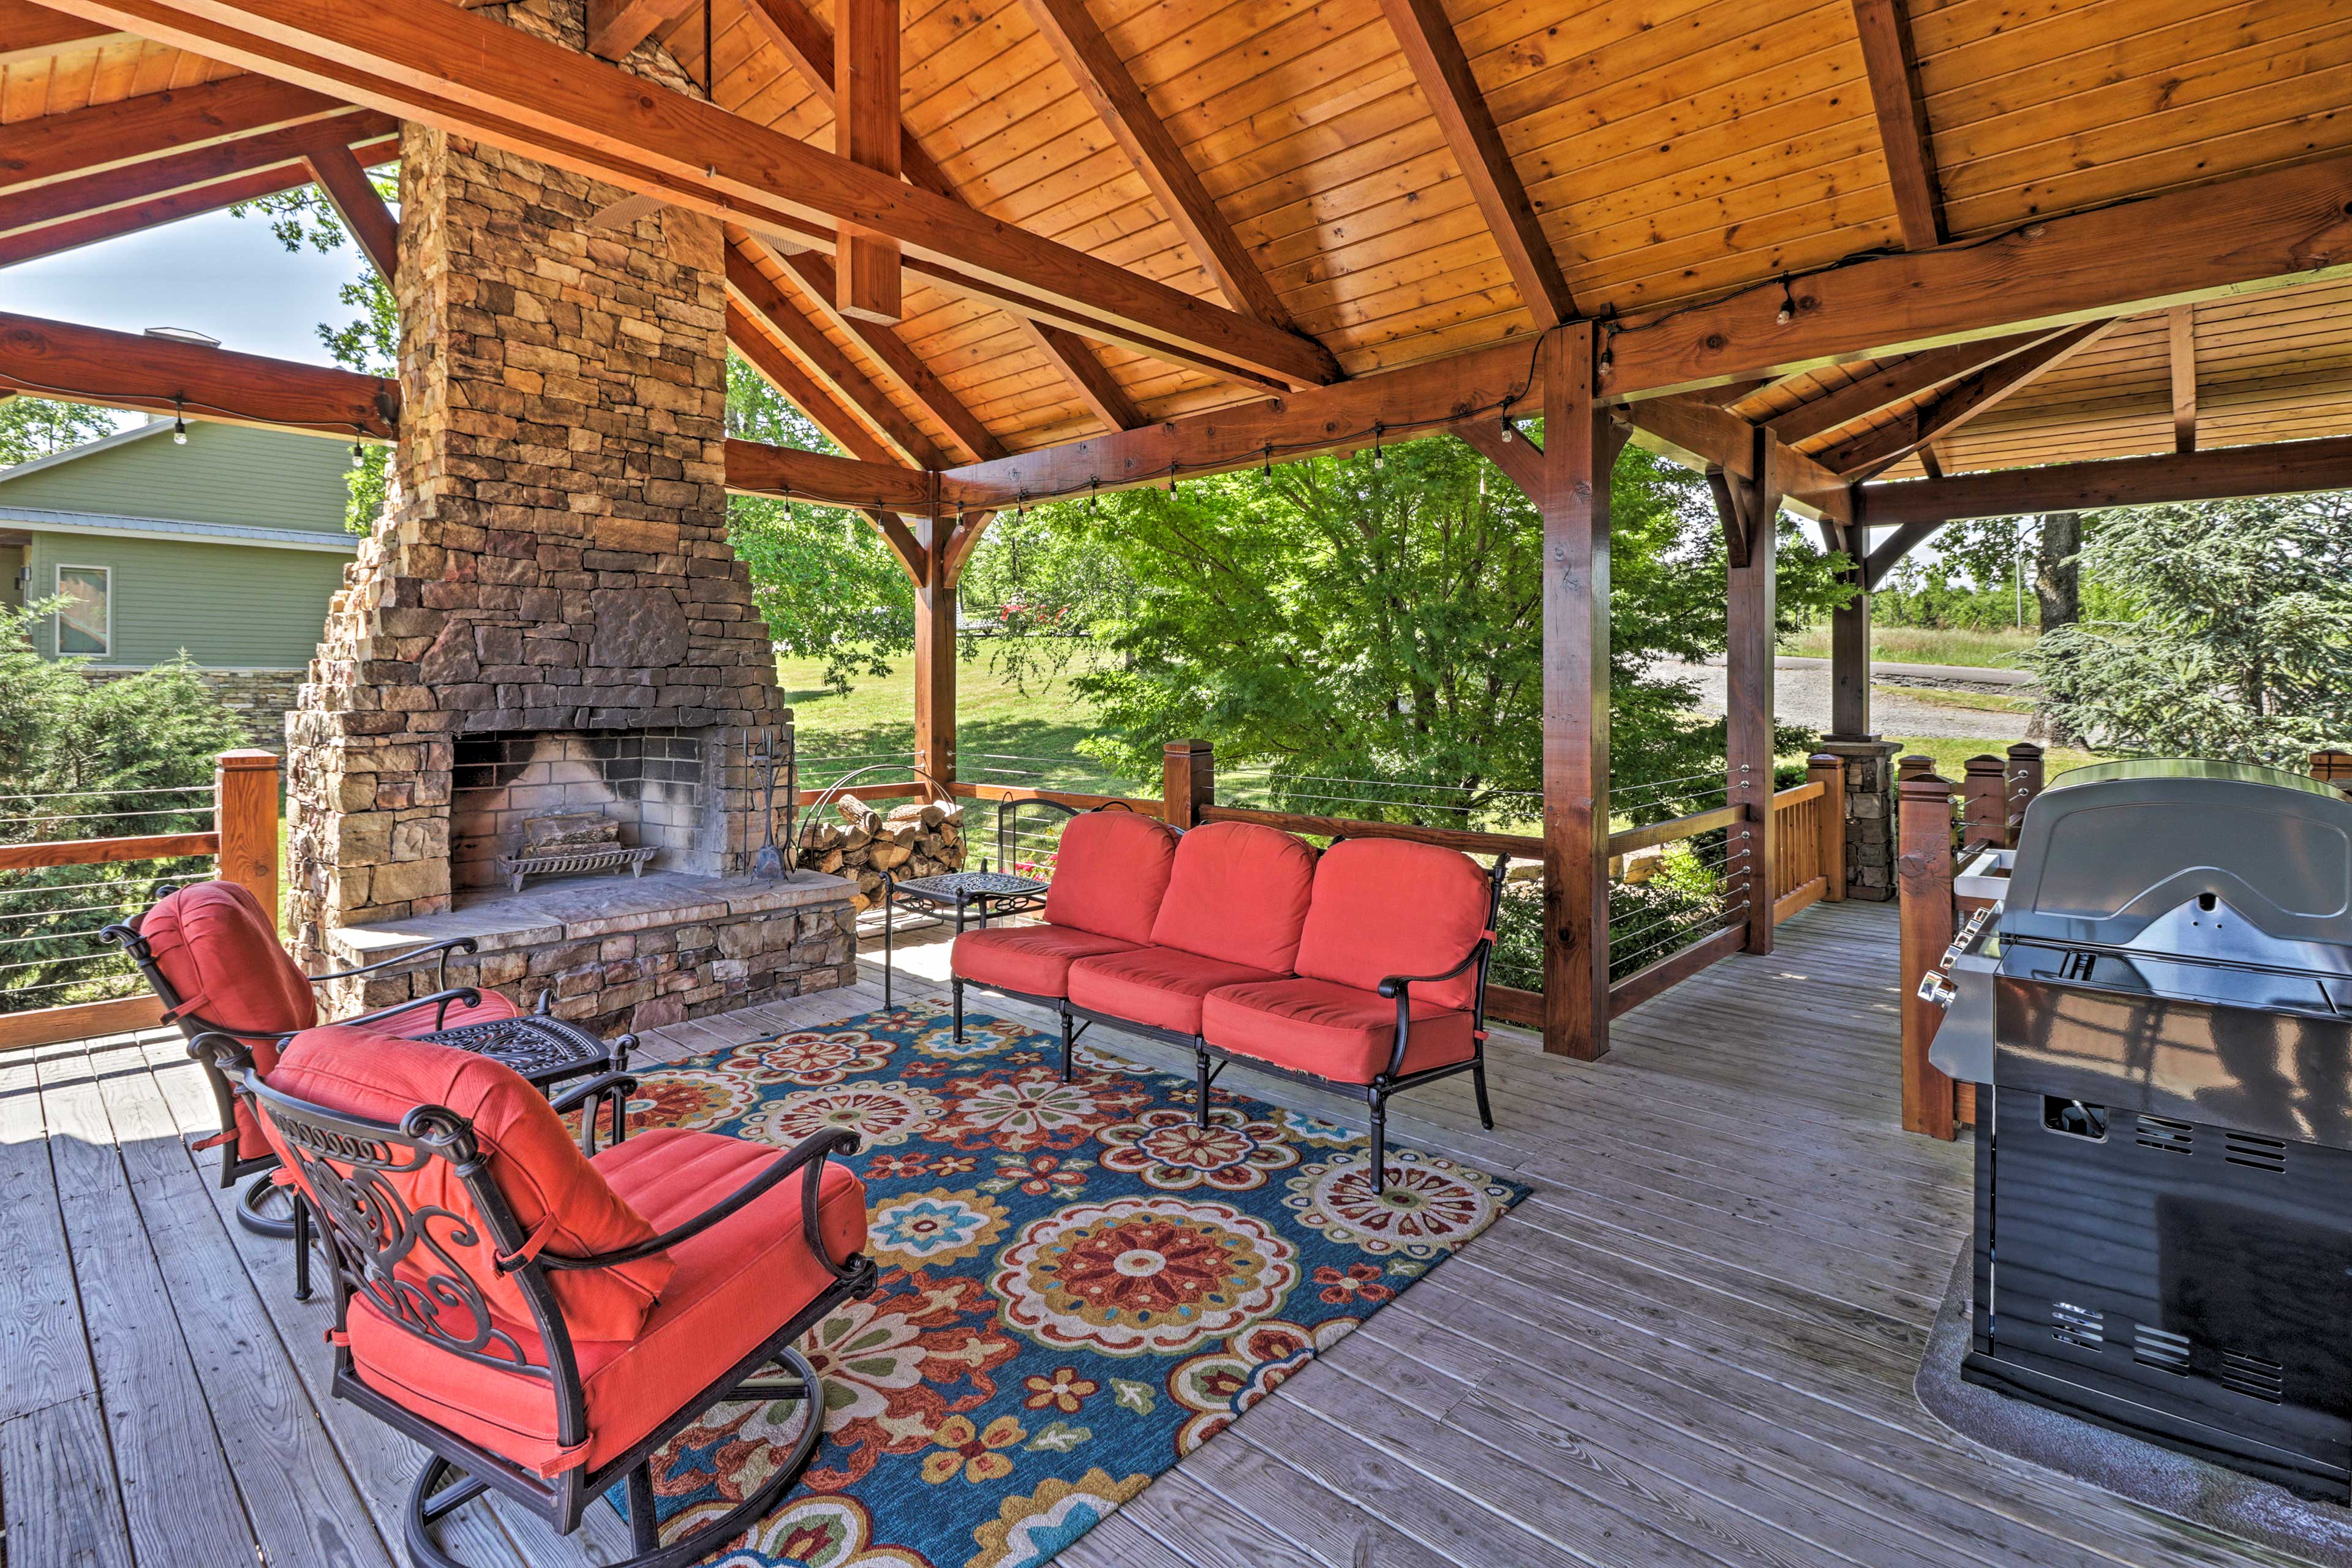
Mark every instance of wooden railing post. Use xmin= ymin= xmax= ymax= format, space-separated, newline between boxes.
xmin=1960 ymin=753 xmax=2007 ymax=848
xmin=2312 ymin=748 xmax=2352 ymax=795
xmin=2005 ymin=741 xmax=2046 ymax=836
xmin=1162 ymin=739 xmax=1214 ymax=828
xmin=1898 ymin=771 xmax=1958 ymax=1139
xmin=216 ymin=748 xmax=281 ymax=932
xmin=1807 ymin=753 xmax=1846 ymax=901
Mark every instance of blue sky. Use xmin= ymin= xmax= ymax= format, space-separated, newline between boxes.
xmin=4 ymin=205 xmax=366 ymax=365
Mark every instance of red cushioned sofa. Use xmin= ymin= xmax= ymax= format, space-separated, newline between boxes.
xmin=952 ymin=815 xmax=1507 ymax=1192
xmin=199 ymin=1025 xmax=875 ymax=1567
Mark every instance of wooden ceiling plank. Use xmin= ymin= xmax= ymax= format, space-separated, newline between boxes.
xmin=726 ymin=300 xmax=903 ymax=466
xmin=0 ymin=0 xmax=134 ymax=66
xmin=39 ymin=0 xmax=1338 ymax=392
xmin=1377 ymin=0 xmax=1574 ymax=328
xmin=1763 ymin=328 xmax=2055 ymax=445
xmin=1602 ymin=152 xmax=2352 ymax=399
xmin=301 ymin=136 xmax=398 ymax=282
xmin=1857 ymin=434 xmax=2352 ymax=527
xmin=1814 ymin=317 xmax=2124 ymax=476
xmin=0 ymin=309 xmax=395 ymax=436
xmin=1849 ymin=0 xmax=1943 ymax=249
xmin=1015 ymin=0 xmax=1302 ymax=334
xmin=833 ymin=0 xmax=902 ymax=324
xmin=0 ymin=72 xmax=353 ymax=195
xmin=587 ymin=0 xmax=699 ymax=61
xmin=2169 ymin=303 xmax=2198 ymax=453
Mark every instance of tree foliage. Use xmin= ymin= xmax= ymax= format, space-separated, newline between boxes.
xmin=723 ymin=356 xmax=913 ymax=694
xmin=0 ymin=600 xmax=246 ymax=1011
xmin=2029 ymin=496 xmax=2352 ymax=765
xmin=0 ymin=398 xmax=120 ymax=468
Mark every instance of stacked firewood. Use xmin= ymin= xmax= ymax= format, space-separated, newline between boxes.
xmin=796 ymin=797 xmax=968 ymax=910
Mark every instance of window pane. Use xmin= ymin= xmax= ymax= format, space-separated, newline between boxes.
xmin=56 ymin=567 xmax=107 ymax=655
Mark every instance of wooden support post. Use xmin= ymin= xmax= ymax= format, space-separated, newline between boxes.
xmin=214 ymin=748 xmax=281 ymax=932
xmin=1541 ymin=322 xmax=1621 ymax=1061
xmin=2005 ymin=742 xmax=2047 ymax=835
xmin=1898 ymin=771 xmax=1958 ymax=1139
xmin=835 ymin=0 xmax=903 ymax=324
xmin=1163 ymin=741 xmax=1214 ymax=828
xmin=1830 ymin=567 xmax=1872 ymax=738
xmin=1897 ymin=753 xmax=1935 ymax=782
xmin=1960 ymin=753 xmax=2007 ymax=848
xmin=2311 ymin=749 xmax=2352 ymax=795
xmin=1807 ymin=753 xmax=1847 ymax=902
xmin=911 ymin=510 xmax=956 ymax=786
xmin=1725 ymin=434 xmax=1780 ymax=957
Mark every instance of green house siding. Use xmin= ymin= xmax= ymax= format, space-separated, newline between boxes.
xmin=0 ymin=423 xmax=354 ymax=535
xmin=24 ymin=532 xmax=345 ymax=668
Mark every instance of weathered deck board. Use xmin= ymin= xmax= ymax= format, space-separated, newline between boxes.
xmin=0 ymin=900 xmax=2318 ymax=1568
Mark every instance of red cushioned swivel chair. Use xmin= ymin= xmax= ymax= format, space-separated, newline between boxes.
xmin=199 ymin=1025 xmax=876 ymax=1568
xmin=103 ymin=881 xmax=617 ymax=1265
xmin=1199 ymin=838 xmax=1509 ymax=1194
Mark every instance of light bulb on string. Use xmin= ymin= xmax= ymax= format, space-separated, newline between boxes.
xmin=1776 ymin=276 xmax=1796 ymax=325
xmin=1167 ymin=463 xmax=1178 ymax=496
xmin=351 ymin=439 xmax=365 ymax=469
xmin=171 ymin=399 xmax=188 ymax=445
xmin=1088 ymin=478 xmax=1099 ymax=511
xmin=1371 ymin=422 xmax=1385 ymax=470
xmin=1499 ymin=398 xmax=1515 ymax=443
xmin=1017 ymin=489 xmax=1028 ymax=521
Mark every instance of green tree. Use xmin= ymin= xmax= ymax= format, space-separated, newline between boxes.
xmin=2030 ymin=496 xmax=2352 ymax=765
xmin=724 ymin=356 xmax=914 ymax=694
xmin=0 ymin=600 xmax=246 ymax=1011
xmin=0 ymin=398 xmax=119 ymax=467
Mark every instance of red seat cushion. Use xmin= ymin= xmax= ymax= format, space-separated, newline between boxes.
xmin=1042 ymin=810 xmax=1180 ymax=943
xmin=343 ymin=1126 xmax=867 ymax=1477
xmin=953 ymin=924 xmax=1141 ymax=998
xmin=1147 ymin=821 xmax=1317 ymax=973
xmin=1293 ymin=839 xmax=1493 ymax=1011
xmin=370 ymin=987 xmax=526 ymax=1038
xmin=1202 ymin=978 xmax=1477 ymax=1084
xmin=139 ymin=880 xmax=317 ymax=1160
xmin=262 ymin=1029 xmax=673 ymax=1342
xmin=1068 ymin=944 xmax=1285 ymax=1036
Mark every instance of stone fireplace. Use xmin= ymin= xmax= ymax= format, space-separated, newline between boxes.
xmin=284 ymin=0 xmax=854 ymax=1036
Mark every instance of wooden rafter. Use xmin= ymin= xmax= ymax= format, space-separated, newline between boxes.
xmin=725 ymin=301 xmax=903 ymax=469
xmin=1015 ymin=0 xmax=1300 ymax=333
xmin=2170 ymin=304 xmax=2198 ymax=453
xmin=0 ymin=0 xmax=131 ymax=66
xmin=1600 ymin=152 xmax=2352 ymax=399
xmin=38 ymin=0 xmax=1340 ymax=391
xmin=1812 ymin=319 xmax=2122 ymax=478
xmin=832 ymin=0 xmax=902 ymax=325
xmin=725 ymin=239 xmax=952 ymax=469
xmin=0 ymin=310 xmax=396 ymax=437
xmin=1623 ymin=393 xmax=1853 ymax=524
xmin=1762 ymin=330 xmax=2050 ymax=445
xmin=0 ymin=75 xmax=354 ymax=196
xmin=586 ymin=0 xmax=697 ymax=61
xmin=301 ymin=138 xmax=398 ymax=282
xmin=736 ymin=0 xmax=1142 ymax=434
xmin=0 ymin=166 xmax=320 ymax=266
xmin=1857 ymin=434 xmax=2352 ymax=527
xmin=1850 ymin=0 xmax=1944 ymax=248
xmin=1378 ymin=0 xmax=1574 ymax=328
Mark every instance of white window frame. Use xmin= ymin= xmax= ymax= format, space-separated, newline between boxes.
xmin=53 ymin=563 xmax=111 ymax=657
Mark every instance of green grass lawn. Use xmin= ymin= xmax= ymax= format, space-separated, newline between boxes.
xmin=1784 ymin=623 xmax=2039 ymax=669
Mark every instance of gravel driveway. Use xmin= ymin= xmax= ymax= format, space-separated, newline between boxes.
xmin=1655 ymin=658 xmax=2038 ymax=742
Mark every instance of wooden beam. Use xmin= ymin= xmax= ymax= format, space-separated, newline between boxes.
xmin=0 ymin=0 xmax=132 ymax=66
xmin=1599 ymin=152 xmax=2352 ymax=398
xmin=1863 ymin=519 xmax=1945 ymax=589
xmin=726 ymin=301 xmax=904 ymax=468
xmin=0 ymin=310 xmax=396 ymax=437
xmin=1377 ymin=0 xmax=1573 ymax=328
xmin=736 ymin=0 xmax=1138 ymax=434
xmin=723 ymin=435 xmax=930 ymax=513
xmin=1624 ymin=393 xmax=1854 ymax=525
xmin=0 ymin=74 xmax=354 ymax=196
xmin=1762 ymin=330 xmax=2050 ymax=445
xmin=585 ymin=0 xmax=696 ymax=61
xmin=2169 ymin=304 xmax=2198 ymax=453
xmin=1724 ymin=457 xmax=1781 ymax=956
xmin=43 ymin=0 xmax=1340 ymax=392
xmin=725 ymin=240 xmax=952 ymax=469
xmin=1453 ymin=415 xmax=1543 ymax=503
xmin=912 ymin=508 xmax=957 ymax=785
xmin=940 ymin=508 xmax=995 ymax=583
xmin=1849 ymin=0 xmax=1943 ymax=248
xmin=1541 ymin=321 xmax=1619 ymax=1062
xmin=832 ymin=0 xmax=901 ymax=325
xmin=1016 ymin=0 xmax=1300 ymax=333
xmin=301 ymin=138 xmax=397 ymax=282
xmin=1813 ymin=318 xmax=2119 ymax=477
xmin=1828 ymin=564 xmax=1872 ymax=737
xmin=1858 ymin=434 xmax=2352 ymax=527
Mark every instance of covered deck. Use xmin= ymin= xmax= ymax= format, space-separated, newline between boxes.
xmin=5 ymin=900 xmax=2299 ymax=1568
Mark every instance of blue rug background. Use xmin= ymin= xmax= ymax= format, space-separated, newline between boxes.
xmin=620 ymin=998 xmax=1526 ymax=1568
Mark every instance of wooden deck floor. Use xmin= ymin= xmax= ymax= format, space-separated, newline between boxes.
xmin=0 ymin=901 xmax=2318 ymax=1568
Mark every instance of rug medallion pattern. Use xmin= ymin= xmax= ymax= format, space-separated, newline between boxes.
xmin=627 ymin=1001 xmax=1527 ymax=1567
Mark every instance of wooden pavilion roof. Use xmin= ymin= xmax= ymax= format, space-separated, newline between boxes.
xmin=4 ymin=0 xmax=2352 ymax=508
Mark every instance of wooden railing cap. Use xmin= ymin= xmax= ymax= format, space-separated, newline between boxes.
xmin=217 ymin=748 xmax=282 ymax=769
xmin=1899 ymin=771 xmax=1955 ymax=794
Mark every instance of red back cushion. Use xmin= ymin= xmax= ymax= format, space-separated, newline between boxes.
xmin=262 ymin=1028 xmax=673 ymax=1343
xmin=1148 ymin=821 xmax=1318 ymax=974
xmin=1292 ymin=839 xmax=1493 ymax=1011
xmin=1043 ymin=810 xmax=1180 ymax=943
xmin=140 ymin=881 xmax=315 ymax=1160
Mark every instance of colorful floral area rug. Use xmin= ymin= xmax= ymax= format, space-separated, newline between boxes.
xmin=621 ymin=998 xmax=1528 ymax=1568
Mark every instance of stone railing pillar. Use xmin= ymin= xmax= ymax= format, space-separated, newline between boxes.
xmin=1815 ymin=736 xmax=1902 ymax=901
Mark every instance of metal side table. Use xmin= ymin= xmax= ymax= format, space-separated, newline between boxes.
xmin=880 ymin=867 xmax=1048 ymax=1008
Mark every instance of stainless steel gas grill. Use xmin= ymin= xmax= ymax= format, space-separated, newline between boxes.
xmin=1926 ymin=758 xmax=2352 ymax=1497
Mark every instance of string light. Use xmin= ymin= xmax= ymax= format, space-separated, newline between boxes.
xmin=1371 ymin=422 xmax=1385 ymax=470
xmin=1262 ymin=443 xmax=1273 ymax=477
xmin=1499 ymin=395 xmax=1516 ymax=443
xmin=1016 ymin=489 xmax=1028 ymax=521
xmin=171 ymin=398 xmax=187 ymax=445
xmin=1167 ymin=462 xmax=1178 ymax=495
xmin=1088 ymin=477 xmax=1099 ymax=511
xmin=350 ymin=426 xmax=366 ymax=469
xmin=1776 ymin=276 xmax=1796 ymax=325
